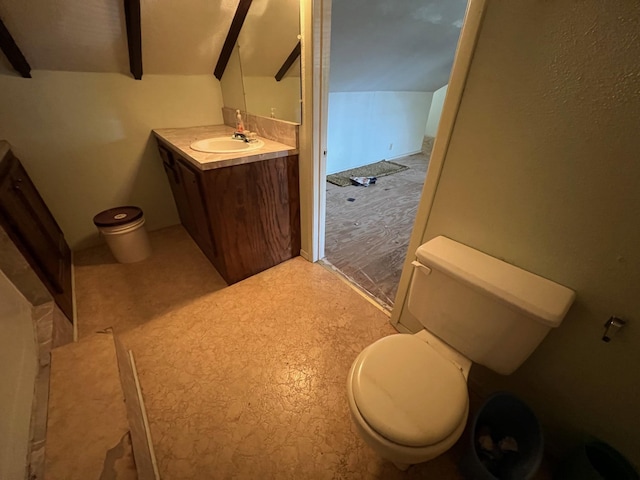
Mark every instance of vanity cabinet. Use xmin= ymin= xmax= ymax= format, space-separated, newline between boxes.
xmin=157 ymin=140 xmax=300 ymax=284
xmin=158 ymin=144 xmax=215 ymax=259
xmin=0 ymin=145 xmax=74 ymax=320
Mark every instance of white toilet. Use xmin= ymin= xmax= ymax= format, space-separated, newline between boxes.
xmin=347 ymin=236 xmax=575 ymax=469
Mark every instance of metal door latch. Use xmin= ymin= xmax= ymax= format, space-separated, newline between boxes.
xmin=602 ymin=316 xmax=626 ymax=342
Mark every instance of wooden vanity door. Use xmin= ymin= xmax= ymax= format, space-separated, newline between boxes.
xmin=0 ymin=151 xmax=74 ymax=320
xmin=174 ymin=160 xmax=215 ymax=259
xmin=159 ymin=145 xmax=195 ymax=231
xmin=203 ymin=155 xmax=300 ymax=284
xmin=158 ymin=144 xmax=216 ymax=261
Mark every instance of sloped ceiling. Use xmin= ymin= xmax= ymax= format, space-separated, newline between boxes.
xmin=0 ymin=0 xmax=462 ymax=87
xmin=143 ymin=0 xmax=238 ymax=74
xmin=237 ymin=0 xmax=300 ymax=77
xmin=0 ymin=0 xmax=239 ymax=75
xmin=0 ymin=0 xmax=129 ymax=74
xmin=330 ymin=0 xmax=468 ymax=92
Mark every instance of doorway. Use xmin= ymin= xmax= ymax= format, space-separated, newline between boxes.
xmin=324 ymin=139 xmax=432 ymax=307
xmin=320 ymin=0 xmax=467 ymax=308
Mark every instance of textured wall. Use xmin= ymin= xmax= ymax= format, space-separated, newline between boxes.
xmin=326 ymin=91 xmax=432 ymax=174
xmin=0 ymin=71 xmax=224 ymax=250
xmin=399 ymin=0 xmax=640 ymax=465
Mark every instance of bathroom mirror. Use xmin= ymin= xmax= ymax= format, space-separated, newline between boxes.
xmin=220 ymin=45 xmax=247 ymax=115
xmin=220 ymin=0 xmax=302 ymax=124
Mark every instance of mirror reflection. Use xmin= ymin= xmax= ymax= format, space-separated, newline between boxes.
xmin=220 ymin=44 xmax=247 ymax=115
xmin=221 ymin=0 xmax=302 ymax=124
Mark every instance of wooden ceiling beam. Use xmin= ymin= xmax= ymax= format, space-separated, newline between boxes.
xmin=275 ymin=41 xmax=301 ymax=82
xmin=123 ymin=0 xmax=142 ymax=79
xmin=0 ymin=17 xmax=31 ymax=78
xmin=214 ymin=0 xmax=253 ymax=80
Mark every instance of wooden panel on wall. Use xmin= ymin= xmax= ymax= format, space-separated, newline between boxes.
xmin=0 ymin=150 xmax=73 ymax=320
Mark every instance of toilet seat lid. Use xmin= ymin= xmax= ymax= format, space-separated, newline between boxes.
xmin=352 ymin=334 xmax=468 ymax=447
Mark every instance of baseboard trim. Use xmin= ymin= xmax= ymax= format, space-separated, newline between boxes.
xmin=386 ymin=149 xmax=424 ymax=161
xmin=299 ymin=249 xmax=311 ymax=261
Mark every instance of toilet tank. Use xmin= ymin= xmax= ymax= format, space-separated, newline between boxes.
xmin=407 ymin=236 xmax=575 ymax=375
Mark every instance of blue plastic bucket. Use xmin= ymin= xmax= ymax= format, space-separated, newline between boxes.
xmin=459 ymin=392 xmax=544 ymax=480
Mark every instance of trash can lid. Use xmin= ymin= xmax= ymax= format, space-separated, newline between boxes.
xmin=93 ymin=206 xmax=143 ymax=227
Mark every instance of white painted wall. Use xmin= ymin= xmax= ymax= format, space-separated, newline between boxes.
xmin=397 ymin=0 xmax=640 ymax=465
xmin=326 ymin=91 xmax=432 ymax=174
xmin=0 ymin=71 xmax=224 ymax=250
xmin=424 ymin=84 xmax=448 ymax=137
xmin=0 ymin=271 xmax=37 ymax=480
xmin=243 ymin=76 xmax=301 ymax=124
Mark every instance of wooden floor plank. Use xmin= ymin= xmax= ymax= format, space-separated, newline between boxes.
xmin=324 ymin=144 xmax=431 ymax=307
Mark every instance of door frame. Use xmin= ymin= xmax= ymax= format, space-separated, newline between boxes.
xmin=298 ymin=0 xmax=331 ymax=262
xmin=301 ymin=0 xmax=488 ymax=327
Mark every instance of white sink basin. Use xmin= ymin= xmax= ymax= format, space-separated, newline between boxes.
xmin=190 ymin=137 xmax=264 ymax=154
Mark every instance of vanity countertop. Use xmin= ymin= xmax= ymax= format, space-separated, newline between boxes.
xmin=153 ymin=125 xmax=298 ymax=171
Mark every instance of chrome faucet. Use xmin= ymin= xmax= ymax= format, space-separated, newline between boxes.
xmin=232 ymin=132 xmax=248 ymax=142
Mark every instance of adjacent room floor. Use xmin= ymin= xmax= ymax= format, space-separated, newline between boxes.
xmin=57 ymin=224 xmax=552 ymax=479
xmin=324 ymin=141 xmax=432 ymax=308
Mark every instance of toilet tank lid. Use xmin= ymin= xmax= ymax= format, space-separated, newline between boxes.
xmin=416 ymin=236 xmax=575 ymax=327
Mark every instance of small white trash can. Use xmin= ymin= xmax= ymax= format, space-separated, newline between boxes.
xmin=93 ymin=206 xmax=151 ymax=263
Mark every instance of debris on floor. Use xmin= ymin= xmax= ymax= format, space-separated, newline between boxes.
xmin=350 ymin=176 xmax=377 ymax=187
xmin=499 ymin=436 xmax=519 ymax=453
xmin=476 ymin=426 xmax=520 ymax=477
xmin=478 ymin=428 xmax=494 ymax=452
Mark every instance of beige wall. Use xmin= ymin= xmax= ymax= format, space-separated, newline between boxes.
xmin=398 ymin=0 xmax=640 ymax=465
xmin=0 ymin=71 xmax=224 ymax=250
